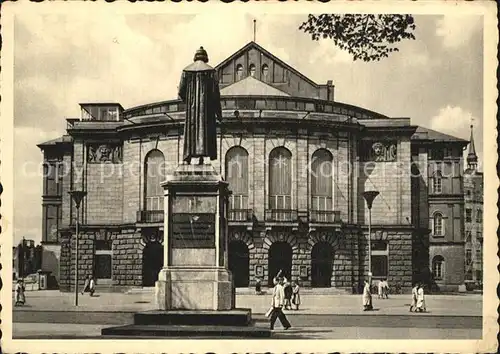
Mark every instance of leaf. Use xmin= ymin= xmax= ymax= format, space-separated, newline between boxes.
xmin=299 ymin=14 xmax=417 ymax=62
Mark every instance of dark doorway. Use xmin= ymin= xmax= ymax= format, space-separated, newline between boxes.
xmin=228 ymin=241 xmax=250 ymax=287
xmin=268 ymin=241 xmax=293 ymax=286
xmin=142 ymin=242 xmax=164 ymax=287
xmin=311 ymin=241 xmax=333 ymax=287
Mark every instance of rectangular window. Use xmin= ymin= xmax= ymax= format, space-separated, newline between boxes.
xmin=100 ymin=107 xmax=119 ymax=121
xmin=476 ymin=209 xmax=482 ymax=223
xmin=255 ymin=100 xmax=266 ymax=110
xmin=43 ymin=205 xmax=60 ymax=243
xmin=466 ymin=189 xmax=472 ymax=197
xmin=372 ymin=255 xmax=388 ymax=277
xmin=276 ymin=100 xmax=286 ymax=110
xmin=432 ymin=177 xmax=442 ymax=194
xmin=371 ymin=241 xmax=388 ymax=278
xmin=311 ymin=196 xmax=333 ymax=211
xmin=466 ymin=209 xmax=472 ymax=222
xmin=94 ymin=239 xmax=112 ymax=280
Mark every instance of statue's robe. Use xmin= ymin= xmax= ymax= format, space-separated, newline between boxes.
xmin=178 ymin=60 xmax=222 ymax=162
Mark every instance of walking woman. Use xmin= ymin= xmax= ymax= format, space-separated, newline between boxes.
xmin=14 ymin=279 xmax=26 ymax=306
xmin=415 ymin=283 xmax=426 ymax=312
xmin=269 ymin=270 xmax=291 ymax=330
xmin=362 ymin=280 xmax=373 ymax=311
xmin=409 ymin=282 xmax=418 ymax=312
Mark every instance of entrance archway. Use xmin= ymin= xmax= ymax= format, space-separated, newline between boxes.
xmin=268 ymin=241 xmax=293 ymax=286
xmin=142 ymin=242 xmax=164 ymax=286
xmin=228 ymin=241 xmax=250 ymax=287
xmin=311 ymin=241 xmax=333 ymax=287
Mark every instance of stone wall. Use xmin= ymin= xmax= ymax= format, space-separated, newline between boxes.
xmin=112 ymin=229 xmax=143 ymax=287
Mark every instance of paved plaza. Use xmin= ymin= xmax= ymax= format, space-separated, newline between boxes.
xmin=12 ymin=290 xmax=484 ymax=339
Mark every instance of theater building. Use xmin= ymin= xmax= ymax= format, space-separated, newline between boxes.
xmin=38 ymin=42 xmax=468 ymax=292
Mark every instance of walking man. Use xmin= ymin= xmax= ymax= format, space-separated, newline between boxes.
xmin=269 ymin=270 xmax=291 ymax=330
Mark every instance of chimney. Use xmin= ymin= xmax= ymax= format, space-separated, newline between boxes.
xmin=318 ymin=80 xmax=335 ymax=102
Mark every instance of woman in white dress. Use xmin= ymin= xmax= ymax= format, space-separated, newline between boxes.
xmin=416 ymin=284 xmax=426 ymax=312
xmin=409 ymin=283 xmax=418 ymax=312
xmin=362 ymin=280 xmax=373 ymax=311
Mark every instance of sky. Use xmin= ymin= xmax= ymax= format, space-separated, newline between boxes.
xmin=13 ymin=12 xmax=484 ymax=244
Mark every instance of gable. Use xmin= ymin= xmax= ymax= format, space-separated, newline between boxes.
xmin=215 ymin=42 xmax=333 ymax=101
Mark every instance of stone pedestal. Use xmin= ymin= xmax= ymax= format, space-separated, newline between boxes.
xmin=155 ymin=164 xmax=234 ymax=311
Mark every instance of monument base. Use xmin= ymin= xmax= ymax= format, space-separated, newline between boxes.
xmin=155 ymin=266 xmax=233 ymax=311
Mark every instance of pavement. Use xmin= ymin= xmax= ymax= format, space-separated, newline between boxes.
xmin=11 ymin=290 xmax=485 ymax=339
xmin=12 ymin=289 xmax=483 ymax=316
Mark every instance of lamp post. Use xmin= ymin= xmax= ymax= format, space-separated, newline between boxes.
xmin=362 ymin=190 xmax=379 ymax=283
xmin=69 ymin=190 xmax=87 ymax=306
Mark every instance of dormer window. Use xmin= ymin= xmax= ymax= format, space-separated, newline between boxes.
xmin=236 ymin=64 xmax=244 ymax=81
xmin=249 ymin=64 xmax=256 ymax=77
xmin=262 ymin=64 xmax=269 ymax=81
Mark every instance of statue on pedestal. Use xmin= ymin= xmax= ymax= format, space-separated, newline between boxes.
xmin=178 ymin=46 xmax=222 ymax=165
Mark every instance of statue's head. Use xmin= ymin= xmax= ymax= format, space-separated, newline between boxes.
xmin=194 ymin=46 xmax=209 ymax=63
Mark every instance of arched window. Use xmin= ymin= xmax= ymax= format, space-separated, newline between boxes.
xmin=269 ymin=147 xmax=292 ymax=211
xmin=236 ymin=64 xmax=244 ymax=81
xmin=144 ymin=150 xmax=165 ymax=211
xmin=431 ymin=212 xmax=444 ymax=236
xmin=311 ymin=149 xmax=333 ymax=220
xmin=261 ymin=64 xmax=269 ymax=81
xmin=249 ymin=64 xmax=256 ymax=77
xmin=432 ymin=255 xmax=445 ymax=280
xmin=432 ymin=171 xmax=443 ymax=194
xmin=225 ymin=147 xmax=249 ymax=220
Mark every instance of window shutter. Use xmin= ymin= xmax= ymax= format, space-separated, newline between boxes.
xmin=430 ymin=217 xmax=434 ymax=235
xmin=442 ymin=216 xmax=446 ymax=236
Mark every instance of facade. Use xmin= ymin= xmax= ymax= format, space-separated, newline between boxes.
xmin=463 ymin=125 xmax=483 ymax=287
xmin=38 ymin=42 xmax=469 ymax=292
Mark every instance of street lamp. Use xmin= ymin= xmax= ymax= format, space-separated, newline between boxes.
xmin=69 ymin=190 xmax=87 ymax=306
xmin=362 ymin=190 xmax=379 ymax=284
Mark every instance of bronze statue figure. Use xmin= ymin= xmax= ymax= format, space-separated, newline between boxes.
xmin=178 ymin=46 xmax=222 ymax=165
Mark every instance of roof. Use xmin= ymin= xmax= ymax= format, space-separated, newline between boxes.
xmin=412 ymin=126 xmax=468 ymax=143
xmin=37 ymin=135 xmax=72 ymax=148
xmin=215 ymin=41 xmax=319 ymax=88
xmin=220 ymin=76 xmax=290 ymax=97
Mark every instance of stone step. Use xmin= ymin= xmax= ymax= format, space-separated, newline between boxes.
xmin=101 ymin=324 xmax=271 ymax=338
xmin=134 ymin=309 xmax=252 ymax=326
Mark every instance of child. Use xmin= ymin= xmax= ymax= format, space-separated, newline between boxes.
xmin=255 ymin=277 xmax=262 ymax=295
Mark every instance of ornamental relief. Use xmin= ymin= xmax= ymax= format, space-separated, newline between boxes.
xmin=87 ymin=144 xmax=123 ymax=163
xmin=360 ymin=141 xmax=397 ymax=162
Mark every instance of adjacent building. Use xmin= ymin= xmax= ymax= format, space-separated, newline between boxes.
xmin=38 ymin=41 xmax=469 ymax=292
